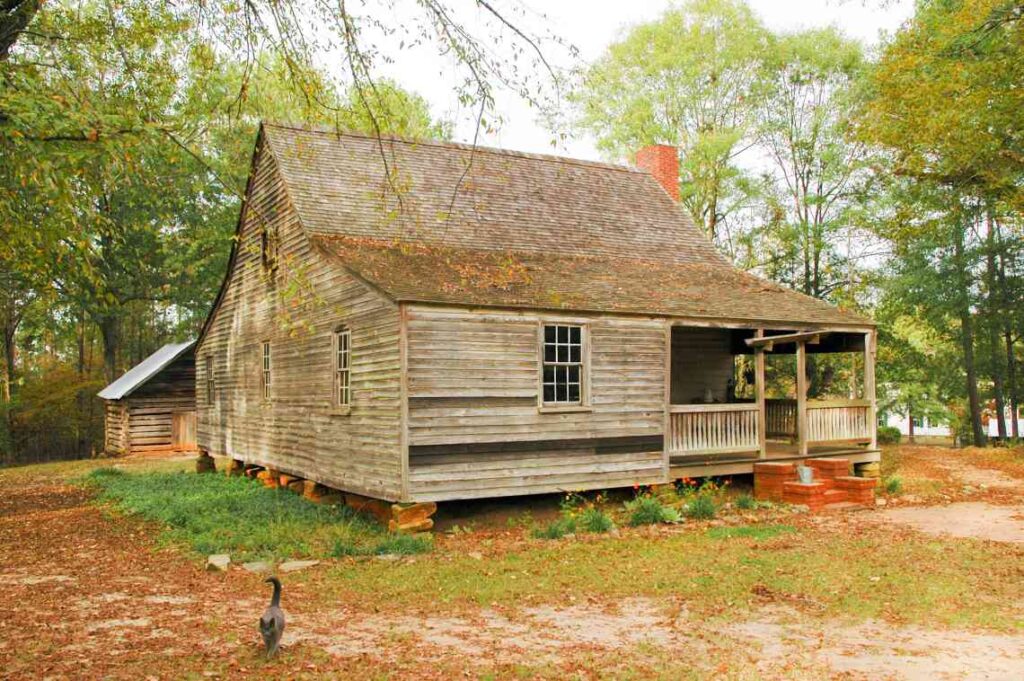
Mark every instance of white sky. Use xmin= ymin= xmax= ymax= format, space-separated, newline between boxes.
xmin=374 ymin=0 xmax=914 ymax=161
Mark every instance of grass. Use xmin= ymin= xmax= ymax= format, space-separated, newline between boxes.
xmin=319 ymin=519 xmax=1024 ymax=632
xmin=81 ymin=467 xmax=417 ymax=561
xmin=883 ymin=475 xmax=903 ymax=495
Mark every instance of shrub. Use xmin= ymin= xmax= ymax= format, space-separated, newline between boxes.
xmin=735 ymin=493 xmax=757 ymax=510
xmin=624 ymin=495 xmax=681 ymax=526
xmin=883 ymin=475 xmax=903 ymax=495
xmin=685 ymin=494 xmax=717 ymax=520
xmin=877 ymin=426 xmax=902 ymax=445
xmin=532 ymin=516 xmax=576 ymax=540
xmin=577 ymin=506 xmax=615 ymax=533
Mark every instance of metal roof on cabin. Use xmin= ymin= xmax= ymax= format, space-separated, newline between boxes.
xmin=97 ymin=340 xmax=196 ymax=401
xmin=263 ymin=124 xmax=870 ymax=327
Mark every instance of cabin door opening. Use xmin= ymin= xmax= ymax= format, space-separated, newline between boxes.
xmin=171 ymin=410 xmax=197 ymax=452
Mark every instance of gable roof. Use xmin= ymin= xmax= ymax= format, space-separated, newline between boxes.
xmin=97 ymin=340 xmax=195 ymax=401
xmin=250 ymin=124 xmax=871 ymax=328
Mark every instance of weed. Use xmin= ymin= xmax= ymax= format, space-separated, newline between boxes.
xmin=685 ymin=494 xmax=717 ymax=520
xmin=532 ymin=516 xmax=576 ymax=540
xmin=624 ymin=495 xmax=681 ymax=526
xmin=577 ymin=506 xmax=615 ymax=533
xmin=735 ymin=493 xmax=757 ymax=510
xmin=883 ymin=475 xmax=903 ymax=495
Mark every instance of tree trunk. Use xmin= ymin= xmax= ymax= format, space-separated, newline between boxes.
xmin=995 ymin=221 xmax=1019 ymax=439
xmin=0 ymin=0 xmax=41 ymax=61
xmin=985 ymin=222 xmax=1007 ymax=439
xmin=908 ymin=404 xmax=915 ymax=443
xmin=1007 ymin=331 xmax=1019 ymax=440
xmin=954 ymin=223 xmax=985 ymax=447
xmin=99 ymin=315 xmax=120 ymax=383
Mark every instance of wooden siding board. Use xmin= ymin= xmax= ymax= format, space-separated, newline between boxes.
xmin=195 ymin=144 xmax=403 ymax=500
xmin=405 ymin=305 xmax=668 ymax=499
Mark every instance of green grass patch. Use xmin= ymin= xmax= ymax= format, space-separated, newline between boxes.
xmin=81 ymin=467 xmax=406 ymax=561
xmin=684 ymin=494 xmax=717 ymax=519
xmin=624 ymin=495 xmax=681 ymax=526
xmin=706 ymin=524 xmax=796 ymax=540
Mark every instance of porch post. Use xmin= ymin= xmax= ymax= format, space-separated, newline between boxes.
xmin=755 ymin=329 xmax=767 ymax=458
xmin=864 ymin=330 xmax=878 ymax=449
xmin=796 ymin=340 xmax=808 ymax=457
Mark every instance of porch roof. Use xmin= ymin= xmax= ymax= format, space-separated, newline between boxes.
xmin=312 ymin=235 xmax=872 ymax=327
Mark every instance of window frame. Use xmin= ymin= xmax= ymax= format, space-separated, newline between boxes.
xmin=260 ymin=222 xmax=279 ymax=272
xmin=205 ymin=355 xmax=214 ymax=407
xmin=261 ymin=341 xmax=272 ymax=402
xmin=537 ymin=321 xmax=591 ymax=412
xmin=333 ymin=327 xmax=352 ymax=411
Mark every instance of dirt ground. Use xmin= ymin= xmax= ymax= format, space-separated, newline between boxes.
xmin=2 ymin=447 xmax=1024 ymax=680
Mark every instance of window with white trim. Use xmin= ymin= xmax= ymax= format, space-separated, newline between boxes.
xmin=542 ymin=324 xmax=584 ymax=405
xmin=261 ymin=341 xmax=271 ymax=400
xmin=334 ymin=328 xmax=351 ymax=407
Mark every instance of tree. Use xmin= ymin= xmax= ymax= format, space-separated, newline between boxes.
xmin=856 ymin=0 xmax=1024 ymax=446
xmin=572 ymin=0 xmax=770 ymax=242
xmin=755 ymin=28 xmax=872 ymax=301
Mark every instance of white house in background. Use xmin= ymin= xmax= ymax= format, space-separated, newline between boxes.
xmin=885 ymin=411 xmax=951 ymax=438
xmin=987 ymin=407 xmax=1024 ymax=439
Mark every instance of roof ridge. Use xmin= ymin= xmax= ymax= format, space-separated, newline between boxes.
xmin=263 ymin=121 xmax=644 ymax=175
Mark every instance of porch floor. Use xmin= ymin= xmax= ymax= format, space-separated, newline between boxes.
xmin=669 ymin=441 xmax=880 ymax=479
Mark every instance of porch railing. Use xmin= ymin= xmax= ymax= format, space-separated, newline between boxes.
xmin=764 ymin=398 xmax=872 ymax=444
xmin=765 ymin=399 xmax=797 ymax=439
xmin=807 ymin=399 xmax=872 ymax=444
xmin=668 ymin=404 xmax=760 ymax=456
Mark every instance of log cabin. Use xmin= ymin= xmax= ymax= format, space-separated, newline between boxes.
xmin=195 ymin=123 xmax=878 ymax=503
xmin=99 ymin=340 xmax=197 ymax=456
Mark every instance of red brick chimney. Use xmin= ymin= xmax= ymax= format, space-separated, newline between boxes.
xmin=635 ymin=144 xmax=679 ymax=201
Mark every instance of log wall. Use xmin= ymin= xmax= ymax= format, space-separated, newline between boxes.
xmin=404 ymin=306 xmax=667 ymax=500
xmin=196 ymin=142 xmax=403 ymax=500
xmin=104 ymin=402 xmax=129 ymax=456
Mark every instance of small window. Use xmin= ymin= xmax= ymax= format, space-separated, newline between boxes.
xmin=334 ymin=328 xmax=351 ymax=407
xmin=205 ymin=356 xmax=214 ymax=405
xmin=261 ymin=341 xmax=271 ymax=400
xmin=911 ymin=416 xmax=924 ymax=429
xmin=542 ymin=324 xmax=584 ymax=405
xmin=261 ymin=223 xmax=278 ymax=270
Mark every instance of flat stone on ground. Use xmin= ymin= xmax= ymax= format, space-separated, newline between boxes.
xmin=205 ymin=554 xmax=230 ymax=572
xmin=279 ymin=560 xmax=320 ymax=573
xmin=241 ymin=561 xmax=273 ymax=574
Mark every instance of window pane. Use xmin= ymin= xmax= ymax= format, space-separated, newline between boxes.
xmin=556 ymin=382 xmax=567 ymax=402
xmin=568 ymin=383 xmax=580 ymax=403
xmin=544 ymin=344 xmax=556 ymax=363
xmin=543 ymin=365 xmax=554 ymax=383
xmin=569 ymin=345 xmax=580 ymax=363
xmin=545 ymin=325 xmax=556 ymax=343
xmin=567 ymin=365 xmax=580 ymax=383
xmin=543 ymin=384 xmax=555 ymax=403
xmin=569 ymin=326 xmax=580 ymax=344
xmin=557 ymin=325 xmax=568 ymax=343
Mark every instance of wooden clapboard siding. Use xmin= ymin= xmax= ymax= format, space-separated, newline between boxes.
xmin=405 ymin=305 xmax=666 ymax=500
xmin=104 ymin=402 xmax=129 ymax=456
xmin=670 ymin=327 xmax=734 ymax=404
xmin=195 ymin=140 xmax=403 ymax=500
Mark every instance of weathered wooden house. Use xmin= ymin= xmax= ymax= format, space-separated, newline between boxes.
xmin=99 ymin=340 xmax=197 ymax=456
xmin=196 ymin=124 xmax=878 ymax=503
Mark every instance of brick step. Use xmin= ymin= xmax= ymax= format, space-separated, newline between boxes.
xmin=823 ymin=501 xmax=865 ymax=511
xmin=823 ymin=489 xmax=848 ymax=504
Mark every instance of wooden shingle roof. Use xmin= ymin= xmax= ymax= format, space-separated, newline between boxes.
xmin=264 ymin=124 xmax=870 ymax=328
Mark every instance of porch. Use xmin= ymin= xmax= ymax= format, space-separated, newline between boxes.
xmin=666 ymin=325 xmax=879 ymax=479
